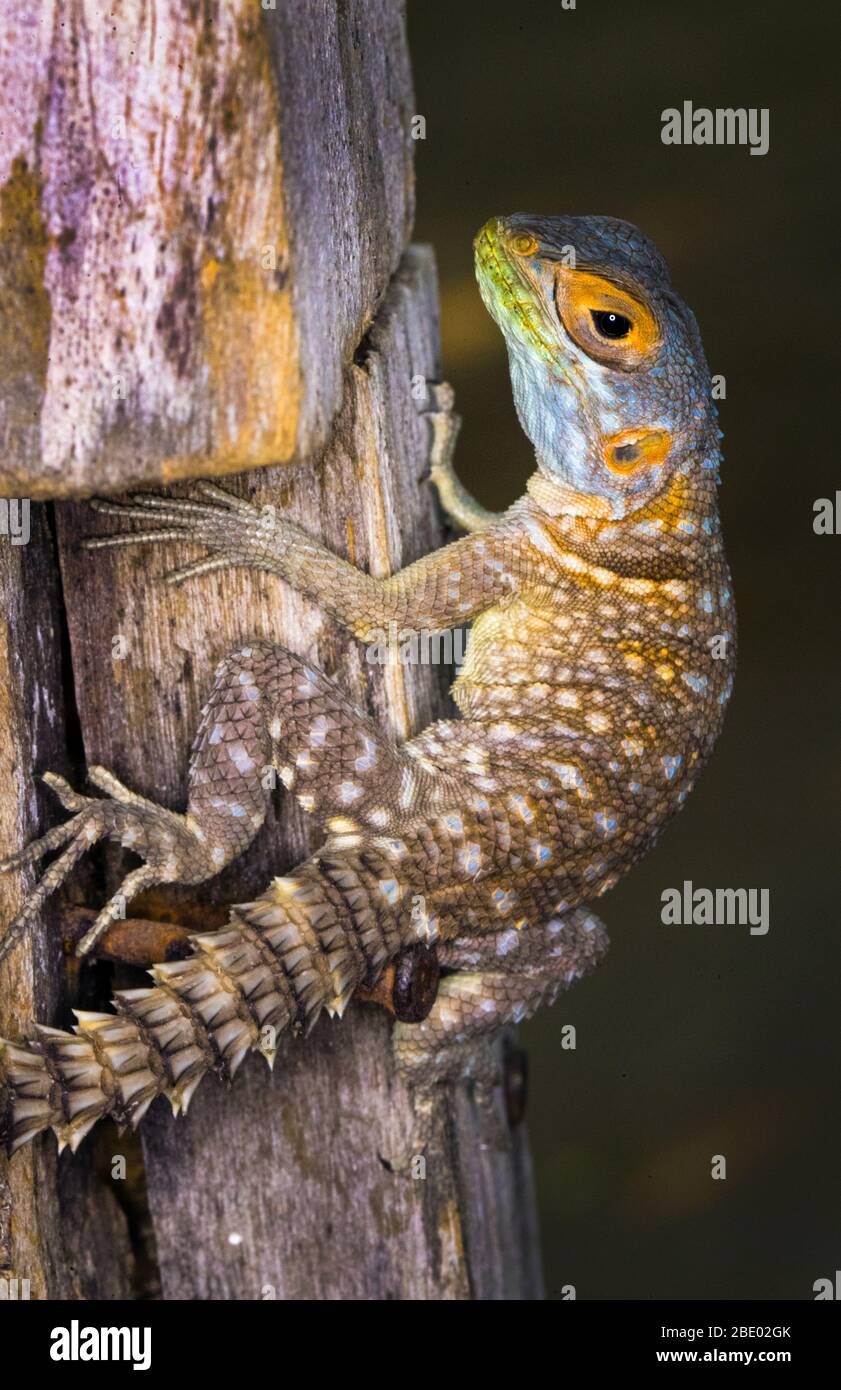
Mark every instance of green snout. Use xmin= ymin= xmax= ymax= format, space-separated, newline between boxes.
xmin=473 ymin=216 xmax=559 ymax=365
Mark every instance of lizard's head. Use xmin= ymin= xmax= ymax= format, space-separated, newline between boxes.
xmin=474 ymin=214 xmax=718 ymax=518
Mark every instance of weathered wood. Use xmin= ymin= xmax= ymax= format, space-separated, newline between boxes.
xmin=0 ymin=0 xmax=414 ymax=498
xmin=1 ymin=0 xmax=545 ymax=1300
xmin=0 ymin=508 xmax=133 ymax=1300
xmin=55 ymin=248 xmax=542 ymax=1299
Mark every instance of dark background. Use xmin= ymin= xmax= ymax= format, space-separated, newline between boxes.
xmin=410 ymin=0 xmax=839 ymax=1299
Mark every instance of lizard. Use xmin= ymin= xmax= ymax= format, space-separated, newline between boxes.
xmin=0 ymin=213 xmax=735 ymax=1156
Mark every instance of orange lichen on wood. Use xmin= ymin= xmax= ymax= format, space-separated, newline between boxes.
xmin=170 ymin=12 xmax=301 ymax=479
xmin=0 ymin=4 xmax=302 ymax=498
xmin=0 ymin=157 xmax=51 ymax=494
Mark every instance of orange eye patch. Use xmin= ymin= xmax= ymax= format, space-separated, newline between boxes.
xmin=555 ymin=269 xmax=661 ymax=369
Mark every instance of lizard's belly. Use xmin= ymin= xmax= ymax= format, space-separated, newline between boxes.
xmin=451 ymin=600 xmax=592 ymax=724
xmin=450 ymin=595 xmax=734 ymax=765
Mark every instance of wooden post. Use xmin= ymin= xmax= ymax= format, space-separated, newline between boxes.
xmin=0 ymin=1 xmax=544 ymax=1299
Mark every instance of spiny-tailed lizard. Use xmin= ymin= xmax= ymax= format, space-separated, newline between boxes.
xmin=0 ymin=214 xmax=735 ymax=1154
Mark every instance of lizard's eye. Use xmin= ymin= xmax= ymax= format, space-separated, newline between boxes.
xmin=591 ymin=310 xmax=631 ymax=339
xmin=555 ymin=269 xmax=661 ymax=368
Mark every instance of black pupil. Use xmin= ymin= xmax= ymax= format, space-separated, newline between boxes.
xmin=591 ymin=310 xmax=631 ymax=339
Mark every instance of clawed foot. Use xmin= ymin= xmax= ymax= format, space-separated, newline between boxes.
xmin=417 ymin=381 xmax=461 ymax=486
xmin=84 ymin=481 xmax=305 ymax=584
xmin=0 ymin=767 xmax=214 ymax=964
xmin=417 ymin=381 xmax=499 ymax=534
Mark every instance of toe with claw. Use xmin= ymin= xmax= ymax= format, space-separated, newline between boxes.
xmin=84 ymin=482 xmax=304 ymax=586
xmin=0 ymin=768 xmax=216 ymax=965
xmin=417 ymin=382 xmax=499 ymax=534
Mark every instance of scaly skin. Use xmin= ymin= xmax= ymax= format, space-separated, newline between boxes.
xmin=0 ymin=214 xmax=734 ymax=1154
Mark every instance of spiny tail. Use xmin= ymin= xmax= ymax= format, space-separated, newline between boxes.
xmin=0 ymin=851 xmax=399 ymax=1155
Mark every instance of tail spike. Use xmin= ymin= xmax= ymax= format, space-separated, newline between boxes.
xmin=2 ymin=852 xmax=398 ymax=1154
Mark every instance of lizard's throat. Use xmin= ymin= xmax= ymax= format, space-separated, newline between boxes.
xmin=528 ymin=469 xmax=614 ymax=519
xmin=526 ymin=470 xmax=616 ymax=520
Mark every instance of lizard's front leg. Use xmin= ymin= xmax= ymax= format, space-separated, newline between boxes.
xmin=84 ymin=476 xmax=532 ymax=638
xmin=422 ymin=382 xmax=502 ymax=533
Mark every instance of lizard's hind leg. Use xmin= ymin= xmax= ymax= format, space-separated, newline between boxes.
xmin=0 ymin=639 xmax=426 ymax=963
xmin=0 ymin=770 xmax=219 ymax=965
xmin=189 ymin=638 xmax=437 ymax=831
xmin=392 ymin=908 xmax=609 ymax=1093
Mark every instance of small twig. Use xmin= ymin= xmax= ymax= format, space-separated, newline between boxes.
xmin=60 ymin=907 xmax=193 ymax=966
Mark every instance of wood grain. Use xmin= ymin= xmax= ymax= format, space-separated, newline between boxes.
xmin=0 ymin=508 xmax=132 ymax=1299
xmin=0 ymin=0 xmax=414 ymax=498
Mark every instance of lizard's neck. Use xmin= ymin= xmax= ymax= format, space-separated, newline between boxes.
xmin=527 ymin=452 xmax=721 ymax=519
xmin=525 ymin=458 xmax=725 ymax=581
xmin=526 ymin=470 xmax=615 ymax=519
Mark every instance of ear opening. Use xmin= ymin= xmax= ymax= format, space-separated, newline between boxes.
xmin=603 ymin=429 xmax=672 ymax=475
